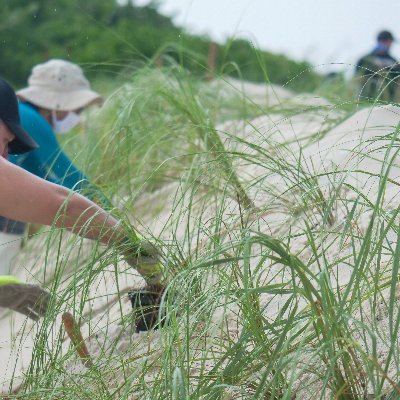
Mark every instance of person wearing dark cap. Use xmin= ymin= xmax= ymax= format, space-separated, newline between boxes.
xmin=355 ymin=30 xmax=400 ymax=101
xmin=0 ymin=79 xmax=38 ymax=156
xmin=0 ymin=79 xmax=39 ymax=276
xmin=0 ymin=60 xmax=105 ymax=275
xmin=0 ymin=78 xmax=165 ymax=324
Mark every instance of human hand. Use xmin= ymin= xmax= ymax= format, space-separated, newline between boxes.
xmin=121 ymin=236 xmax=164 ymax=285
xmin=0 ymin=282 xmax=50 ymax=321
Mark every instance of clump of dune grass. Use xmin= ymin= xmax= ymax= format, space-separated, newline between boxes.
xmin=5 ymin=57 xmax=400 ymax=400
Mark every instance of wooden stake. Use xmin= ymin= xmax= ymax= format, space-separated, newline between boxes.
xmin=155 ymin=54 xmax=164 ymax=68
xmin=62 ymin=312 xmax=93 ymax=368
xmin=206 ymin=41 xmax=218 ymax=81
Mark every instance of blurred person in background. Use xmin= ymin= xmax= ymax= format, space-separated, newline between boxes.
xmin=0 ymin=77 xmax=164 ymax=324
xmin=0 ymin=59 xmax=104 ymax=276
xmin=355 ymin=30 xmax=400 ymax=101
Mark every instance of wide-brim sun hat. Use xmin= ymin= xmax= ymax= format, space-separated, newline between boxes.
xmin=16 ymin=59 xmax=102 ymax=111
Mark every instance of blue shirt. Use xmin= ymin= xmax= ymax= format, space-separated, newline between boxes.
xmin=8 ymin=102 xmax=90 ymax=190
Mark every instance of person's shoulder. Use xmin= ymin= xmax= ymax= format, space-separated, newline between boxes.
xmin=18 ymin=103 xmax=53 ymax=136
xmin=357 ymin=53 xmax=384 ymax=70
xmin=358 ymin=52 xmax=373 ymax=62
xmin=355 ymin=54 xmax=370 ymax=71
xmin=19 ymin=102 xmax=40 ymax=119
xmin=0 ymin=156 xmax=12 ymax=173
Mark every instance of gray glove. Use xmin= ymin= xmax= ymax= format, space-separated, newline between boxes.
xmin=124 ymin=239 xmax=160 ymax=266
xmin=122 ymin=237 xmax=164 ymax=285
xmin=0 ymin=283 xmax=50 ymax=321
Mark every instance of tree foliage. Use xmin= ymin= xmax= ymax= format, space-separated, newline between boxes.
xmin=0 ymin=0 xmax=321 ymax=91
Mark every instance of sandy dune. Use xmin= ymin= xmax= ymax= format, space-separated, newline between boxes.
xmin=1 ymin=80 xmax=399 ymax=395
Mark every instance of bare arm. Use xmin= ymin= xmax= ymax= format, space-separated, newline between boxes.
xmin=0 ymin=159 xmax=165 ymax=321
xmin=0 ymin=158 xmax=164 ymax=287
xmin=0 ymin=157 xmax=123 ymax=245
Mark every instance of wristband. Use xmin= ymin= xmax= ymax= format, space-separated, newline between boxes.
xmin=0 ymin=275 xmax=23 ymax=287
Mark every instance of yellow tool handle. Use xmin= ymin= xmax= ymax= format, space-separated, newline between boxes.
xmin=0 ymin=275 xmax=23 ymax=287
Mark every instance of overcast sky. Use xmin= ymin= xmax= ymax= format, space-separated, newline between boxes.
xmin=135 ymin=0 xmax=400 ymax=73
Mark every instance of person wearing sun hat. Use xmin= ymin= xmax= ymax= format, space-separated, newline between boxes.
xmin=17 ymin=59 xmax=102 ymax=114
xmin=0 ymin=77 xmax=165 ymax=326
xmin=0 ymin=59 xmax=105 ymax=275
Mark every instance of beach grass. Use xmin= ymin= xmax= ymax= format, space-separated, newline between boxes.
xmin=4 ymin=60 xmax=400 ymax=400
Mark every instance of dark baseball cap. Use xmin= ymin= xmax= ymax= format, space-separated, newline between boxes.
xmin=0 ymin=78 xmax=37 ymax=154
xmin=377 ymin=30 xmax=395 ymax=42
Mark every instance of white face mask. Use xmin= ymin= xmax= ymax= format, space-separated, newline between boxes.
xmin=51 ymin=111 xmax=81 ymax=134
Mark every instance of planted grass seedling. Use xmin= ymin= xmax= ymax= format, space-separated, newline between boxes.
xmin=128 ymin=286 xmax=167 ymax=332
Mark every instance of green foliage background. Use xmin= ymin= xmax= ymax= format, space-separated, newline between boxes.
xmin=0 ymin=0 xmax=321 ymax=92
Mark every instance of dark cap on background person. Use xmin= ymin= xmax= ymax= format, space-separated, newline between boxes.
xmin=0 ymin=78 xmax=37 ymax=154
xmin=377 ymin=30 xmax=395 ymax=42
